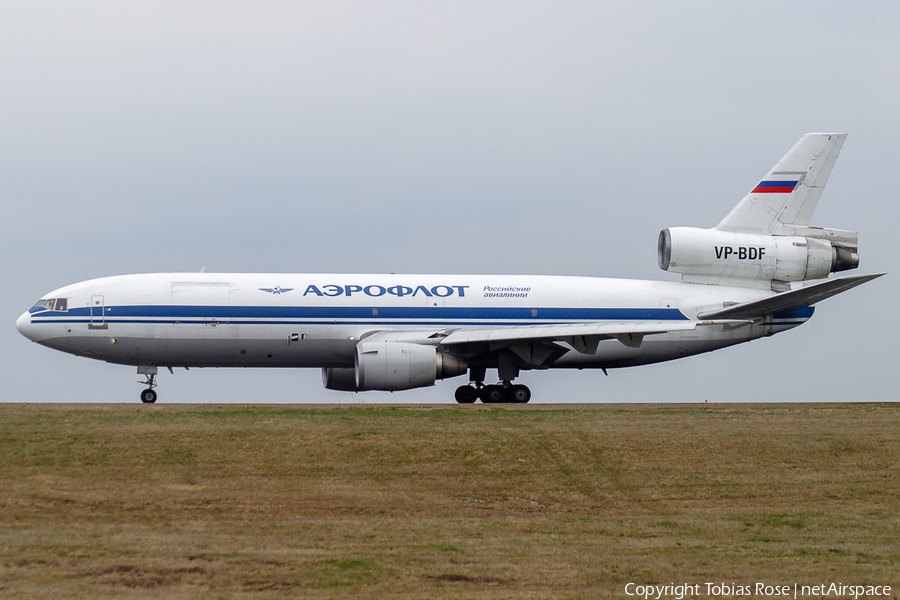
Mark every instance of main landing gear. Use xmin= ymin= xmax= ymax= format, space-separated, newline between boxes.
xmin=454 ymin=383 xmax=531 ymax=404
xmin=138 ymin=366 xmax=158 ymax=404
xmin=455 ymin=357 xmax=531 ymax=404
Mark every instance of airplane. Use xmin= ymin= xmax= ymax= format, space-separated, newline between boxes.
xmin=16 ymin=133 xmax=883 ymax=404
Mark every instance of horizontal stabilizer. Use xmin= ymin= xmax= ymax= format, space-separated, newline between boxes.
xmin=698 ymin=273 xmax=884 ymax=320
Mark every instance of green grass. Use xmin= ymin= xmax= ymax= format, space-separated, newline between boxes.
xmin=0 ymin=403 xmax=898 ymax=598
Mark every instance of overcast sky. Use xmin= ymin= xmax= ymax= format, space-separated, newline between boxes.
xmin=2 ymin=1 xmax=897 ymax=404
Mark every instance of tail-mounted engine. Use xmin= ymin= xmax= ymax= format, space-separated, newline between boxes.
xmin=658 ymin=227 xmax=859 ymax=287
xmin=322 ymin=342 xmax=467 ymax=392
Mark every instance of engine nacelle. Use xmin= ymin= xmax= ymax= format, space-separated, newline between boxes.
xmin=323 ymin=342 xmax=467 ymax=392
xmin=658 ymin=227 xmax=858 ymax=284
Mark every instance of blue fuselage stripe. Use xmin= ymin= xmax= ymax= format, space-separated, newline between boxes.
xmin=30 ymin=305 xmax=689 ymax=322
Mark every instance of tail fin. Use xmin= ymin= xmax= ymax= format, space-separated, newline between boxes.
xmin=661 ymin=133 xmax=863 ymax=290
xmin=717 ymin=133 xmax=847 ymax=234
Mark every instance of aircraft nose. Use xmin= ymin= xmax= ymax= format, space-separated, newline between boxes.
xmin=16 ymin=310 xmax=35 ymax=341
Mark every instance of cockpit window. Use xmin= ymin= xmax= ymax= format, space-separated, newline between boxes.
xmin=31 ymin=298 xmax=67 ymax=312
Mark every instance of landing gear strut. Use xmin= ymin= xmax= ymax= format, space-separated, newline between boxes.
xmin=138 ymin=366 xmax=158 ymax=404
xmin=455 ymin=367 xmax=486 ymax=404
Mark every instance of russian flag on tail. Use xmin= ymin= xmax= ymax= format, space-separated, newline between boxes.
xmin=751 ymin=180 xmax=799 ymax=194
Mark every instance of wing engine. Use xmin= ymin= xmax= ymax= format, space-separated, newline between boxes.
xmin=322 ymin=342 xmax=467 ymax=392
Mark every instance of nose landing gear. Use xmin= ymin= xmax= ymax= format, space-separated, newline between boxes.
xmin=138 ymin=365 xmax=158 ymax=404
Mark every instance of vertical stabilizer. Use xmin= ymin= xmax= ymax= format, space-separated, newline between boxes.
xmin=717 ymin=133 xmax=847 ymax=233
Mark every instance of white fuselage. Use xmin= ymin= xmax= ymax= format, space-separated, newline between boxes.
xmin=16 ymin=272 xmax=809 ymax=372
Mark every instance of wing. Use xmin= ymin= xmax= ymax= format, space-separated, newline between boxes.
xmin=439 ymin=320 xmax=723 ymax=348
xmin=360 ymin=319 xmax=745 ymax=367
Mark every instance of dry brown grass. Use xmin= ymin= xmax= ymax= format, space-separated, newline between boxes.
xmin=0 ymin=403 xmax=898 ymax=599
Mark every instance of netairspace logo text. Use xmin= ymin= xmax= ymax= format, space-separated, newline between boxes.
xmin=624 ymin=582 xmax=892 ymax=599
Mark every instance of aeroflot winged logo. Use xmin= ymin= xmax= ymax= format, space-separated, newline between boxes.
xmin=259 ymin=286 xmax=293 ymax=295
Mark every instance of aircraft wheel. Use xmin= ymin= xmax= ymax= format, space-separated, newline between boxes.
xmin=140 ymin=389 xmax=158 ymax=404
xmin=481 ymin=385 xmax=504 ymax=404
xmin=455 ymin=385 xmax=478 ymax=404
xmin=511 ymin=385 xmax=531 ymax=403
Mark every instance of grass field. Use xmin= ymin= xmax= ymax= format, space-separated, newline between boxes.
xmin=1 ymin=403 xmax=898 ymax=599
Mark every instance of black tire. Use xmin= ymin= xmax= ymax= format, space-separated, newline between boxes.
xmin=140 ymin=389 xmax=157 ymax=404
xmin=455 ymin=385 xmax=478 ymax=404
xmin=482 ymin=385 xmax=504 ymax=404
xmin=511 ymin=385 xmax=531 ymax=404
